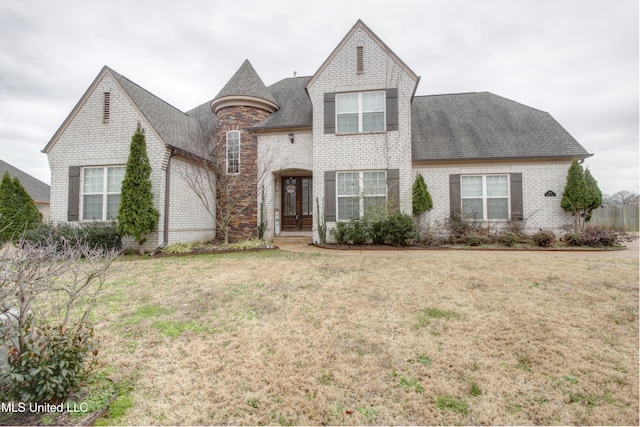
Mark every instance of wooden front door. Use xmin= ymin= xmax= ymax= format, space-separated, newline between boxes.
xmin=282 ymin=176 xmax=313 ymax=231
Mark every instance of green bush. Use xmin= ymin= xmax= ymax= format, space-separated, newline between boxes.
xmin=330 ymin=222 xmax=349 ymax=245
xmin=21 ymin=222 xmax=122 ymax=252
xmin=499 ymin=232 xmax=519 ymax=247
xmin=346 ymin=218 xmax=368 ymax=245
xmin=385 ymin=213 xmax=417 ymax=247
xmin=532 ymin=230 xmax=555 ymax=247
xmin=1 ymin=324 xmax=97 ymax=404
xmin=368 ymin=219 xmax=387 ymax=245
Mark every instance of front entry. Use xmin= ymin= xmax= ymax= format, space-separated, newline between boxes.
xmin=282 ymin=176 xmax=312 ymax=231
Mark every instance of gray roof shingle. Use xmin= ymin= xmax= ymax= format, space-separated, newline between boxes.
xmin=253 ymin=76 xmax=312 ymax=130
xmin=213 ymin=60 xmax=278 ymax=107
xmin=411 ymin=92 xmax=591 ymax=162
xmin=0 ymin=159 xmax=50 ymax=202
xmin=110 ymin=68 xmax=205 ymax=157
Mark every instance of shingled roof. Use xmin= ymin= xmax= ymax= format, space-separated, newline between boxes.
xmin=109 ymin=68 xmax=206 ymax=157
xmin=212 ymin=60 xmax=278 ymax=113
xmin=0 ymin=159 xmax=50 ymax=202
xmin=411 ymin=92 xmax=591 ymax=162
xmin=253 ymin=76 xmax=312 ymax=130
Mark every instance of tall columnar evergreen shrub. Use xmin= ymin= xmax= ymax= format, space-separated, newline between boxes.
xmin=412 ymin=173 xmax=433 ymax=215
xmin=561 ymin=158 xmax=588 ymax=228
xmin=561 ymin=158 xmax=603 ymax=228
xmin=0 ymin=172 xmax=42 ymax=242
xmin=583 ymin=168 xmax=602 ymax=222
xmin=117 ymin=123 xmax=159 ymax=254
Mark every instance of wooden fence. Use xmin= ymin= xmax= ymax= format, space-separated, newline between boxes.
xmin=589 ymin=205 xmax=639 ymax=231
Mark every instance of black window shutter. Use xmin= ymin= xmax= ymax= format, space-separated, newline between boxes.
xmin=510 ymin=173 xmax=523 ymax=221
xmin=324 ymin=92 xmax=335 ymax=134
xmin=324 ymin=171 xmax=336 ymax=221
xmin=387 ymin=169 xmax=400 ymax=214
xmin=386 ymin=88 xmax=398 ymax=131
xmin=449 ymin=174 xmax=461 ymax=217
xmin=68 ymin=166 xmax=81 ymax=221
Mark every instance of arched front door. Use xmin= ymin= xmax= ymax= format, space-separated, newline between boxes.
xmin=282 ymin=176 xmax=312 ymax=231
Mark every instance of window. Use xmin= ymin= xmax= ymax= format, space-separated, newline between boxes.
xmin=226 ymin=130 xmax=240 ymax=174
xmin=337 ymin=171 xmax=386 ymax=220
xmin=336 ymin=91 xmax=385 ymax=133
xmin=82 ymin=166 xmax=125 ymax=220
xmin=461 ymin=175 xmax=509 ymax=220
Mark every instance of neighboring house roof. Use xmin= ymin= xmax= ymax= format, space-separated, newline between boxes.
xmin=253 ymin=76 xmax=313 ymax=131
xmin=411 ymin=92 xmax=592 ymax=162
xmin=0 ymin=159 xmax=50 ymax=202
xmin=211 ymin=60 xmax=278 ymax=113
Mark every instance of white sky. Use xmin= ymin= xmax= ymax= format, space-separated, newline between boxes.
xmin=0 ymin=0 xmax=637 ymax=195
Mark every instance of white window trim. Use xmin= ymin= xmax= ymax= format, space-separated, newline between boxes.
xmin=80 ymin=165 xmax=125 ymax=221
xmin=335 ymin=91 xmax=386 ymax=134
xmin=461 ymin=174 xmax=510 ymax=220
xmin=226 ymin=130 xmax=240 ymax=174
xmin=336 ymin=170 xmax=387 ymax=221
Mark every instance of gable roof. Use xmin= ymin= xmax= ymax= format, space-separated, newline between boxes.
xmin=43 ymin=66 xmax=206 ymax=159
xmin=211 ymin=60 xmax=278 ymax=113
xmin=307 ymin=19 xmax=419 ymax=89
xmin=411 ymin=92 xmax=592 ymax=162
xmin=0 ymin=159 xmax=50 ymax=202
xmin=252 ymin=76 xmax=312 ymax=131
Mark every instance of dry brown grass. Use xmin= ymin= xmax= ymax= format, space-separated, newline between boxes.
xmin=93 ymin=248 xmax=638 ymax=425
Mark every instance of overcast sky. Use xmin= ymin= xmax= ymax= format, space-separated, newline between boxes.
xmin=0 ymin=0 xmax=637 ymax=195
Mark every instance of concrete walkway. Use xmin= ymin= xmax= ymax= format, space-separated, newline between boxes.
xmin=276 ymin=236 xmax=640 ymax=259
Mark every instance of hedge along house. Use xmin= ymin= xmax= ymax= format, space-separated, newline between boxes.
xmin=44 ymin=20 xmax=591 ymax=248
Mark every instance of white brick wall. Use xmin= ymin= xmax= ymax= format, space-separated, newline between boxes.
xmin=307 ymin=26 xmax=417 ymax=243
xmin=413 ymin=161 xmax=576 ymax=235
xmin=47 ymin=71 xmax=214 ymax=251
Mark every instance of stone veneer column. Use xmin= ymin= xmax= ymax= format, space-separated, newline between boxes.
xmin=214 ymin=105 xmax=271 ymax=242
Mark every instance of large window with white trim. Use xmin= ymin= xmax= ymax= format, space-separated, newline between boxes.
xmin=226 ymin=130 xmax=240 ymax=174
xmin=336 ymin=91 xmax=385 ymax=133
xmin=82 ymin=166 xmax=125 ymax=220
xmin=337 ymin=171 xmax=386 ymax=220
xmin=461 ymin=175 xmax=509 ymax=220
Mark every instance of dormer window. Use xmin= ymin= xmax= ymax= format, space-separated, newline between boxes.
xmin=336 ymin=91 xmax=385 ymax=133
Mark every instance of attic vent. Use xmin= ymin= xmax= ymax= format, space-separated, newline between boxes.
xmin=103 ymin=92 xmax=110 ymax=123
xmin=356 ymin=46 xmax=364 ymax=73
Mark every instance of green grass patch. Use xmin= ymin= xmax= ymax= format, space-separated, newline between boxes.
xmin=415 ymin=306 xmax=461 ymax=328
xmin=151 ymin=320 xmax=218 ymax=338
xmin=436 ymin=395 xmax=468 ymax=414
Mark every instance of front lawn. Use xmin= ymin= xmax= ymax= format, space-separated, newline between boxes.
xmin=88 ymin=249 xmax=637 ymax=425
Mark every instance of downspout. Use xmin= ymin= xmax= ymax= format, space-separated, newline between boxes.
xmin=151 ymin=148 xmax=176 ymax=255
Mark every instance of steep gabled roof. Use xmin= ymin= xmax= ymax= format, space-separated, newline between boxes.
xmin=252 ymin=76 xmax=312 ymax=131
xmin=0 ymin=159 xmax=50 ymax=202
xmin=411 ymin=92 xmax=592 ymax=162
xmin=307 ymin=19 xmax=419 ymax=89
xmin=43 ymin=66 xmax=206 ymax=159
xmin=211 ymin=60 xmax=278 ymax=113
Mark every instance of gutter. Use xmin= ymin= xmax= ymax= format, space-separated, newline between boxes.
xmin=151 ymin=148 xmax=177 ymax=255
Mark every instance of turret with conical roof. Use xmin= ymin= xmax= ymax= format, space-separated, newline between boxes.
xmin=211 ymin=60 xmax=278 ymax=114
xmin=212 ymin=60 xmax=276 ymax=242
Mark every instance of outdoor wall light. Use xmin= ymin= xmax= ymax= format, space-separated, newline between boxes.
xmin=288 ymin=133 xmax=294 ymax=144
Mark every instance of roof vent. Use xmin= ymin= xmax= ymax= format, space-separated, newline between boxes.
xmin=103 ymin=92 xmax=110 ymax=124
xmin=357 ymin=46 xmax=364 ymax=73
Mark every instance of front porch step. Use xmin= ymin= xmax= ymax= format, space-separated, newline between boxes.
xmin=273 ymin=235 xmax=313 ymax=245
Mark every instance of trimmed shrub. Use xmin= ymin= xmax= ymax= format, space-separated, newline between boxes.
xmin=565 ymin=226 xmax=620 ymax=247
xmin=385 ymin=213 xmax=417 ymax=247
xmin=499 ymin=232 xmax=519 ymax=247
xmin=368 ymin=219 xmax=387 ymax=245
xmin=21 ymin=222 xmax=122 ymax=252
xmin=330 ymin=222 xmax=349 ymax=245
xmin=532 ymin=230 xmax=555 ymax=247
xmin=346 ymin=218 xmax=368 ymax=245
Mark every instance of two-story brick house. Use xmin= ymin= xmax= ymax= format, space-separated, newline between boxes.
xmin=43 ymin=20 xmax=591 ymax=250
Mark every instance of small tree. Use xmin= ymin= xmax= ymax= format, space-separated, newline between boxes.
xmin=561 ymin=158 xmax=588 ymax=228
xmin=0 ymin=173 xmax=42 ymax=242
xmin=583 ymin=168 xmax=602 ymax=222
xmin=412 ymin=173 xmax=433 ymax=215
xmin=117 ymin=123 xmax=159 ymax=254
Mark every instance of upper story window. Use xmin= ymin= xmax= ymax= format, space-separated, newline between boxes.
xmin=82 ymin=166 xmax=125 ymax=220
xmin=336 ymin=91 xmax=385 ymax=133
xmin=226 ymin=130 xmax=240 ymax=174
xmin=461 ymin=175 xmax=509 ymax=220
